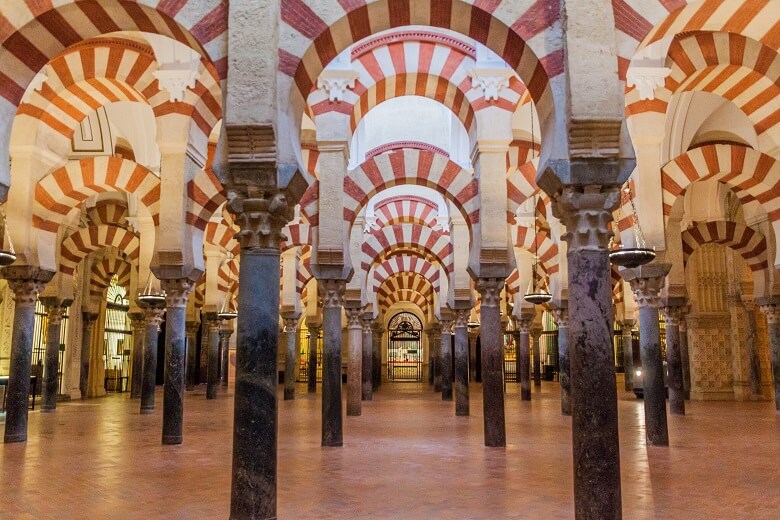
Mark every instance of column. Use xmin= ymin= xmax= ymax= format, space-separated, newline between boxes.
xmin=361 ymin=313 xmax=373 ymax=401
xmin=319 ymin=280 xmax=345 ymax=445
xmin=219 ymin=320 xmax=233 ymax=386
xmin=516 ymin=317 xmax=532 ymax=401
xmin=307 ymin=324 xmax=320 ymax=394
xmin=205 ymin=312 xmax=220 ymax=400
xmin=371 ymin=322 xmax=383 ymax=391
xmin=79 ymin=312 xmax=98 ymax=399
xmin=185 ymin=320 xmax=199 ymax=390
xmin=140 ymin=305 xmax=164 ymax=414
xmin=554 ymin=186 xmax=622 ymax=518
xmin=430 ymin=323 xmax=443 ymax=392
xmin=129 ymin=313 xmax=146 ymax=399
xmin=477 ymin=278 xmax=504 ymax=446
xmin=679 ymin=310 xmax=691 ymax=399
xmin=427 ymin=326 xmax=435 ymax=386
xmin=282 ymin=315 xmax=299 ymax=401
xmin=439 ymin=311 xmax=453 ymax=401
xmin=159 ymin=278 xmax=193 ymax=444
xmin=453 ymin=308 xmax=471 ymax=417
xmin=758 ymin=303 xmax=780 ymax=411
xmin=551 ymin=307 xmax=571 ymax=415
xmin=743 ymin=300 xmax=762 ymax=397
xmin=620 ymin=320 xmax=635 ymax=392
xmin=532 ymin=327 xmax=542 ymax=389
xmin=345 ymin=306 xmax=362 ymax=417
xmin=662 ymin=306 xmax=685 ymax=415
xmin=39 ymin=297 xmax=66 ymax=412
xmin=3 ymin=268 xmax=53 ymax=443
xmin=623 ymin=264 xmax=672 ymax=446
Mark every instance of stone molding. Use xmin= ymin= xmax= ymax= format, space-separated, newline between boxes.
xmin=661 ymin=306 xmax=683 ymax=327
xmin=453 ymin=309 xmax=470 ymax=329
xmin=468 ymin=67 xmax=514 ymax=101
xmin=476 ymin=278 xmax=503 ymax=308
xmin=283 ymin=317 xmax=298 ymax=332
xmin=626 ymin=65 xmax=671 ymax=101
xmin=319 ymin=279 xmax=346 ymax=309
xmin=229 ymin=191 xmax=292 ymax=250
xmin=569 ymin=119 xmax=622 ymax=158
xmin=553 ymin=185 xmax=620 ymax=251
xmin=551 ymin=307 xmax=569 ymax=328
xmin=160 ymin=278 xmax=194 ymax=308
xmin=143 ymin=307 xmax=165 ymax=327
xmin=317 ymin=69 xmax=359 ymax=102
xmin=345 ymin=307 xmax=362 ymax=329
xmin=4 ymin=267 xmax=54 ymax=306
xmin=516 ymin=318 xmax=532 ymax=334
xmin=619 ymin=319 xmax=636 ymax=335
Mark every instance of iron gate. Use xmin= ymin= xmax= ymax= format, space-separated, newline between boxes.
xmin=297 ymin=327 xmax=323 ymax=383
xmin=387 ymin=312 xmax=423 ymax=382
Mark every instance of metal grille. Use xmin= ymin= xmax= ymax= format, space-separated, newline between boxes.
xmin=387 ymin=312 xmax=423 ymax=382
xmin=103 ymin=281 xmax=132 ymax=392
xmin=297 ymin=327 xmax=323 ymax=383
xmin=32 ymin=300 xmax=69 ymax=395
xmin=503 ymin=332 xmax=517 ymax=382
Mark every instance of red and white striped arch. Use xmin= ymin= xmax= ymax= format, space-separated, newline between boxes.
xmin=60 ymin=224 xmax=140 ymax=276
xmin=186 ymin=168 xmax=226 ymax=231
xmin=0 ymin=0 xmax=228 ymax=111
xmin=281 ymin=0 xmax=561 ymax=139
xmin=681 ymin=220 xmax=769 ymax=272
xmin=89 ymin=256 xmax=132 ymax=299
xmin=369 ymin=256 xmax=442 ymax=297
xmin=84 ymin=200 xmax=129 ymax=228
xmin=281 ymin=222 xmax=312 ymax=251
xmin=611 ymin=266 xmax=624 ymax=305
xmin=205 ymin=218 xmax=240 ymax=256
xmin=379 ymin=289 xmax=430 ymax=315
xmin=217 ymin=257 xmax=239 ymax=294
xmin=376 ymin=272 xmax=435 ymax=304
xmin=34 ymin=156 xmax=161 ymax=232
xmin=513 ymin=224 xmax=559 ymax=276
xmin=297 ymin=247 xmax=314 ymax=295
xmin=361 ymin=223 xmax=453 ymax=274
xmin=373 ymin=195 xmax=441 ymax=229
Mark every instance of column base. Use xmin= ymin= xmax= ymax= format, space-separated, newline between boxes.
xmin=521 ymin=390 xmax=531 ymax=401
xmin=162 ymin=435 xmax=183 ymax=445
xmin=40 ymin=406 xmax=56 ymax=412
xmin=283 ymin=391 xmax=295 ymax=400
xmin=322 ymin=441 xmax=343 ymax=447
xmin=4 ymin=434 xmax=27 ymax=443
xmin=140 ymin=407 xmax=154 ymax=415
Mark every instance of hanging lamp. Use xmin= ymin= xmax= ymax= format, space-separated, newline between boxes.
xmin=524 ymin=195 xmax=552 ymax=305
xmin=137 ymin=271 xmax=166 ymax=307
xmin=609 ymin=183 xmax=656 ymax=268
xmin=217 ymin=260 xmax=238 ymax=320
xmin=0 ymin=206 xmax=17 ymax=266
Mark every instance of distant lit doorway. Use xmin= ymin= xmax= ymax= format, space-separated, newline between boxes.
xmin=387 ymin=312 xmax=423 ymax=382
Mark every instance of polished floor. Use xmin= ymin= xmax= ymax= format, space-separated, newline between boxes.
xmin=1 ymin=380 xmax=779 ymax=519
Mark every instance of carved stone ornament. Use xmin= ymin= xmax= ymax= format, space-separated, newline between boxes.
xmin=477 ymin=278 xmax=504 ymax=308
xmin=551 ymin=307 xmax=569 ymax=328
xmin=283 ymin=317 xmax=298 ymax=333
xmin=205 ymin=312 xmax=221 ymax=332
xmin=661 ymin=306 xmax=682 ymax=327
xmin=516 ymin=318 xmax=532 ymax=334
xmin=626 ymin=65 xmax=671 ymax=101
xmin=160 ymin=278 xmax=194 ymax=308
xmin=318 ymin=279 xmax=346 ymax=309
xmin=229 ymin=191 xmax=292 ymax=250
xmin=439 ymin=318 xmax=454 ymax=334
xmin=454 ymin=309 xmax=470 ymax=329
xmin=361 ymin=317 xmax=374 ymax=333
xmin=759 ymin=304 xmax=780 ymax=325
xmin=317 ymin=69 xmax=359 ymax=103
xmin=628 ymin=275 xmax=665 ymax=309
xmin=468 ymin=68 xmax=514 ymax=101
xmin=46 ymin=304 xmax=66 ymax=326
xmin=143 ymin=307 xmax=165 ymax=327
xmin=345 ymin=307 xmax=362 ymax=329
xmin=6 ymin=277 xmax=52 ymax=307
xmin=554 ymin=185 xmax=621 ymax=252
xmin=82 ymin=312 xmax=100 ymax=329
xmin=153 ymin=67 xmax=199 ymax=103
xmin=619 ymin=319 xmax=635 ymax=336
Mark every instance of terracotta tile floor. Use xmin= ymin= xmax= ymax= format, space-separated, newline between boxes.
xmin=1 ymin=381 xmax=779 ymax=519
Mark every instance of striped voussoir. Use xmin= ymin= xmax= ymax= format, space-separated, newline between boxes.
xmin=205 ymin=219 xmax=240 ymax=256
xmin=281 ymin=0 xmax=559 ymax=136
xmin=34 ymin=156 xmax=161 ymax=233
xmin=616 ymin=178 xmax=636 ymax=234
xmin=296 ymin=247 xmax=313 ymax=295
xmin=376 ymin=272 xmax=435 ymax=310
xmin=186 ymin=168 xmax=226 ymax=231
xmin=90 ymin=256 xmax=132 ymax=298
xmin=0 ymin=0 xmax=228 ymax=112
xmin=374 ymin=195 xmax=441 ymax=229
xmin=370 ymin=256 xmax=441 ymax=297
xmin=505 ymin=262 xmax=549 ymax=296
xmin=217 ymin=258 xmax=239 ymax=294
xmin=514 ymin=224 xmax=559 ymax=276
xmin=192 ymin=277 xmax=205 ymax=308
xmin=60 ymin=224 xmax=140 ymax=276
xmin=681 ymin=220 xmax=768 ymax=272
xmin=611 ymin=266 xmax=624 ymax=305
xmin=281 ymin=223 xmax=312 ymax=251
xmin=361 ymin=223 xmax=453 ymax=274
xmin=85 ymin=200 xmax=130 ymax=228
xmin=660 ymin=144 xmax=780 ymax=222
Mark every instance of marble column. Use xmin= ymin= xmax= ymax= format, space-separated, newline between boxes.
xmin=320 ymin=280 xmax=345 ymax=446
xmin=39 ymin=297 xmax=66 ymax=412
xmin=140 ymin=305 xmax=164 ymax=414
xmin=306 ymin=324 xmax=320 ymax=394
xmin=453 ymin=308 xmax=471 ymax=417
xmin=554 ymin=185 xmax=622 ymax=518
xmin=79 ymin=312 xmax=98 ymax=399
xmin=758 ymin=303 xmax=780 ymax=411
xmin=516 ymin=317 xmax=532 ymax=401
xmin=205 ymin=312 xmax=220 ymax=400
xmin=129 ymin=312 xmax=145 ymax=399
xmin=431 ymin=322 xmax=443 ymax=392
xmin=439 ymin=311 xmax=453 ymax=401
xmin=477 ymin=278 xmax=505 ymax=447
xmin=623 ymin=264 xmax=672 ymax=446
xmin=532 ymin=327 xmax=542 ymax=389
xmin=371 ymin=322 xmax=383 ymax=391
xmin=159 ymin=278 xmax=193 ymax=444
xmin=679 ymin=312 xmax=691 ymax=399
xmin=282 ymin=315 xmax=299 ymax=401
xmin=427 ymin=327 xmax=435 ymax=386
xmin=743 ymin=300 xmax=762 ymax=397
xmin=361 ymin=313 xmax=373 ymax=401
xmin=185 ymin=320 xmax=199 ymax=390
xmin=662 ymin=306 xmax=685 ymax=415
xmin=345 ymin=306 xmax=362 ymax=417
xmin=620 ymin=320 xmax=635 ymax=392
xmin=219 ymin=320 xmax=233 ymax=386
xmin=551 ymin=307 xmax=571 ymax=415
xmin=3 ymin=267 xmax=53 ymax=443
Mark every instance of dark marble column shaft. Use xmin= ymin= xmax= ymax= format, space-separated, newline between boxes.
xmin=453 ymin=308 xmax=470 ymax=417
xmin=371 ymin=322 xmax=383 ymax=391
xmin=79 ymin=312 xmax=98 ymax=399
xmin=432 ymin=323 xmax=443 ymax=392
xmin=307 ymin=324 xmax=320 ymax=394
xmin=620 ymin=320 xmax=635 ymax=392
xmin=129 ymin=313 xmax=146 ymax=399
xmin=759 ymin=304 xmax=780 ymax=411
xmin=517 ymin=319 xmax=532 ymax=401
xmin=662 ymin=306 xmax=685 ymax=415
xmin=282 ymin=316 xmax=299 ymax=401
xmin=555 ymin=185 xmax=622 ymax=519
xmin=345 ymin=306 xmax=362 ymax=417
xmin=220 ymin=322 xmax=233 ymax=385
xmin=477 ymin=278 xmax=505 ymax=447
xmin=439 ymin=313 xmax=453 ymax=401
xmin=532 ymin=327 xmax=542 ymax=388
xmin=551 ymin=307 xmax=571 ymax=415
xmin=40 ymin=298 xmax=66 ymax=412
xmin=160 ymin=278 xmax=193 ymax=445
xmin=361 ymin=314 xmax=373 ymax=401
xmin=320 ymin=280 xmax=345 ymax=446
xmin=427 ymin=328 xmax=435 ymax=386
xmin=185 ymin=320 xmax=199 ymax=390
xmin=679 ymin=314 xmax=691 ymax=399
xmin=743 ymin=301 xmax=762 ymax=396
xmin=205 ymin=313 xmax=220 ymax=400
xmin=140 ymin=306 xmax=164 ymax=414
xmin=3 ymin=269 xmax=53 ymax=443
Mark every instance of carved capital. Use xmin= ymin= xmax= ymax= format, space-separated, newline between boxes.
xmin=204 ymin=312 xmax=220 ymax=332
xmin=345 ymin=307 xmax=362 ymax=329
xmin=476 ymin=278 xmax=504 ymax=308
xmin=626 ymin=64 xmax=671 ymax=101
xmin=283 ymin=317 xmax=298 ymax=333
xmin=760 ymin=304 xmax=780 ymax=325
xmin=628 ymin=276 xmax=665 ymax=309
xmin=160 ymin=278 xmax=193 ymax=308
xmin=219 ymin=325 xmax=234 ymax=340
xmin=317 ymin=69 xmax=359 ymax=102
xmin=553 ymin=185 xmax=620 ymax=251
xmin=453 ymin=309 xmax=470 ymax=329
xmin=318 ymin=279 xmax=346 ymax=309
xmin=228 ymin=190 xmax=292 ymax=250
xmin=185 ymin=321 xmax=201 ymax=335
xmin=550 ymin=307 xmax=569 ymax=328
xmin=4 ymin=267 xmax=54 ymax=307
xmin=468 ymin=68 xmax=514 ymax=101
xmin=516 ymin=318 xmax=532 ymax=334
xmin=361 ymin=316 xmax=374 ymax=334
xmin=661 ymin=306 xmax=682 ymax=327
xmin=143 ymin=307 xmax=165 ymax=327
xmin=82 ymin=312 xmax=99 ymax=330
xmin=619 ymin=319 xmax=636 ymax=336
xmin=45 ymin=304 xmax=66 ymax=326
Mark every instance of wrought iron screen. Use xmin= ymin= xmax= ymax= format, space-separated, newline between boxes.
xmin=387 ymin=312 xmax=423 ymax=382
xmin=32 ymin=300 xmax=69 ymax=395
xmin=297 ymin=326 xmax=323 ymax=383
